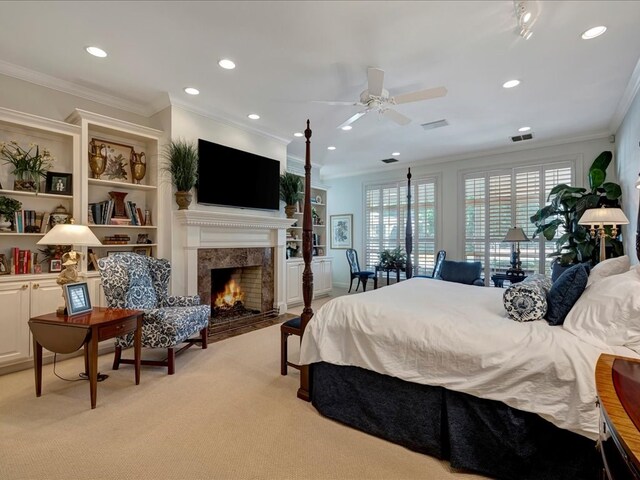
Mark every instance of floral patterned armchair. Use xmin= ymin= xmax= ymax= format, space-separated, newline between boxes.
xmin=98 ymin=253 xmax=210 ymax=374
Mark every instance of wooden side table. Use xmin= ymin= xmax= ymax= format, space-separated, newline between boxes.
xmin=595 ymin=354 xmax=640 ymax=479
xmin=373 ymin=265 xmax=404 ymax=289
xmin=28 ymin=307 xmax=144 ymax=409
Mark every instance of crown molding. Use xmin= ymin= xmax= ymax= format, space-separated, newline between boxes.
xmin=0 ymin=59 xmax=152 ymax=117
xmin=175 ymin=209 xmax=295 ymax=230
xmin=610 ymin=56 xmax=640 ymax=132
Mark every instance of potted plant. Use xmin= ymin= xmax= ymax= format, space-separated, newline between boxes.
xmin=0 ymin=195 xmax=22 ymax=231
xmin=0 ymin=141 xmax=54 ymax=192
xmin=279 ymin=172 xmax=303 ymax=218
xmin=161 ymin=139 xmax=198 ymax=210
xmin=530 ymin=151 xmax=623 ymax=276
xmin=379 ymin=246 xmax=407 ymax=270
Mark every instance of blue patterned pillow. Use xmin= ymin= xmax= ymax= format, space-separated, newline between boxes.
xmin=546 ymin=263 xmax=590 ymax=326
xmin=503 ymin=274 xmax=552 ymax=322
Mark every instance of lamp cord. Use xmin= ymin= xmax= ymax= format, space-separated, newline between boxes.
xmin=52 ymin=353 xmax=108 ymax=382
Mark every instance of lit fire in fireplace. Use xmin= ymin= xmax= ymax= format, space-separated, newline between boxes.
xmin=214 ymin=279 xmax=245 ymax=309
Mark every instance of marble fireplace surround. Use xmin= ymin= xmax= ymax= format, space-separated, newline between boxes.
xmin=174 ymin=209 xmax=294 ymax=313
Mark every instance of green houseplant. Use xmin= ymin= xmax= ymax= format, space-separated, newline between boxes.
xmin=162 ymin=139 xmax=198 ymax=210
xmin=379 ymin=246 xmax=407 ymax=270
xmin=0 ymin=195 xmax=22 ymax=230
xmin=0 ymin=141 xmax=54 ymax=192
xmin=530 ymin=151 xmax=623 ymax=269
xmin=279 ymin=172 xmax=303 ymax=218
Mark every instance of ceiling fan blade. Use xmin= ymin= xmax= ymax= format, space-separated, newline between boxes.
xmin=392 ymin=86 xmax=447 ymax=105
xmin=311 ymin=100 xmax=359 ymax=106
xmin=367 ymin=68 xmax=385 ymax=97
xmin=383 ymin=108 xmax=411 ymax=126
xmin=337 ymin=111 xmax=367 ymax=129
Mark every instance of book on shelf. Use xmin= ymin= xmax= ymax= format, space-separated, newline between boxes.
xmin=12 ymin=248 xmax=35 ymax=274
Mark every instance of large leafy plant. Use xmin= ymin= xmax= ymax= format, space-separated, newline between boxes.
xmin=279 ymin=172 xmax=303 ymax=206
xmin=530 ymin=151 xmax=623 ymax=266
xmin=379 ymin=246 xmax=407 ymax=269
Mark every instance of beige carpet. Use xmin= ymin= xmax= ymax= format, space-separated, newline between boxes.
xmin=0 ymin=321 xmax=487 ymax=480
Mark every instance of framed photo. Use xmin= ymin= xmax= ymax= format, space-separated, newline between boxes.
xmin=330 ymin=214 xmax=353 ymax=249
xmin=63 ymin=282 xmax=92 ymax=316
xmin=133 ymin=246 xmax=152 ymax=256
xmin=0 ymin=254 xmax=9 ymax=275
xmin=45 ymin=172 xmax=72 ymax=195
xmin=50 ymin=258 xmax=62 ymax=272
xmin=92 ymin=138 xmax=134 ymax=182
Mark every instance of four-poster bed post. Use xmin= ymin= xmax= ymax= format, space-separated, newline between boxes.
xmin=297 ymin=120 xmax=313 ymax=401
xmin=405 ymin=168 xmax=413 ymax=279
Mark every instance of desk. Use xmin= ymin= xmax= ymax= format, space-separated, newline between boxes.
xmin=596 ymin=354 xmax=640 ymax=479
xmin=491 ymin=273 xmax=527 ymax=288
xmin=29 ymin=307 xmax=143 ymax=409
xmin=373 ymin=265 xmax=404 ymax=289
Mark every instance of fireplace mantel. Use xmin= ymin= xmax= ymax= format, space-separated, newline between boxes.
xmin=172 ymin=209 xmax=295 ymax=313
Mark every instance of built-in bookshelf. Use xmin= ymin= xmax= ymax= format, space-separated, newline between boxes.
xmin=285 ymin=181 xmax=328 ymax=258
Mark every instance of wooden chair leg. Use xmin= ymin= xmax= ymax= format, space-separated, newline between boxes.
xmin=167 ymin=348 xmax=175 ymax=375
xmin=112 ymin=346 xmax=122 ymax=370
xmin=355 ymin=277 xmax=361 ymax=292
xmin=281 ymin=331 xmax=288 ymax=376
xmin=200 ymin=327 xmax=208 ymax=349
xmin=361 ymin=276 xmax=368 ymax=292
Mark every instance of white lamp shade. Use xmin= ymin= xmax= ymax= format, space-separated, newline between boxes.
xmin=37 ymin=223 xmax=101 ymax=246
xmin=503 ymin=227 xmax=530 ymax=242
xmin=578 ymin=206 xmax=629 ymax=226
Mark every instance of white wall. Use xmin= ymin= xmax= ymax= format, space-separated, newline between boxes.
xmin=615 ymin=90 xmax=640 ymax=265
xmin=323 ymin=137 xmax=614 ymax=288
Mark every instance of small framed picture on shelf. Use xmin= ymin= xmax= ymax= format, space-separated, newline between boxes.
xmin=45 ymin=172 xmax=72 ymax=195
xmin=63 ymin=282 xmax=92 ymax=316
xmin=50 ymin=258 xmax=62 ymax=272
xmin=0 ymin=254 xmax=9 ymax=275
xmin=136 ymin=233 xmax=151 ymax=244
xmin=133 ymin=246 xmax=152 ymax=256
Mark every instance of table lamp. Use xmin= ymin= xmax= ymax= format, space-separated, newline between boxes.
xmin=503 ymin=226 xmax=529 ymax=276
xmin=37 ymin=219 xmax=101 ymax=315
xmin=578 ymin=206 xmax=629 ymax=263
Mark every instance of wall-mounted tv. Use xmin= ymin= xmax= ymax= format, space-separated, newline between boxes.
xmin=197 ymin=138 xmax=281 ymax=211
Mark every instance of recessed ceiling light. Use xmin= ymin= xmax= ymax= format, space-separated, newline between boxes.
xmin=247 ymin=113 xmax=260 ymax=120
xmin=327 ymin=146 xmax=336 ymax=151
xmin=293 ymin=132 xmax=303 ymax=137
xmin=392 ymin=152 xmax=400 ymax=156
xmin=184 ymin=87 xmax=200 ymax=95
xmin=581 ymin=26 xmax=607 ymax=40
xmin=218 ymin=58 xmax=236 ymax=70
xmin=85 ymin=46 xmax=107 ymax=58
xmin=503 ymin=80 xmax=520 ymax=89
xmin=341 ymin=125 xmax=352 ymax=131
xmin=518 ymin=126 xmax=531 ymax=132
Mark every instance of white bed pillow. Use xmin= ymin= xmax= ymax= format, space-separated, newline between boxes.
xmin=563 ymin=265 xmax=640 ymax=353
xmin=586 ymin=255 xmax=630 ymax=288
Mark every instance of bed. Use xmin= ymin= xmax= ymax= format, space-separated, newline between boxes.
xmin=294 ymin=125 xmax=639 ymax=479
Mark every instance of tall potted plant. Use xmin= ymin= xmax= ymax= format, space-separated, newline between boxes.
xmin=162 ymin=139 xmax=198 ymax=210
xmin=530 ymin=151 xmax=623 ymax=274
xmin=279 ymin=172 xmax=303 ymax=218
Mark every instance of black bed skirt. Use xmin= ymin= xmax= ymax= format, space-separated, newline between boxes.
xmin=311 ymin=362 xmax=598 ymax=480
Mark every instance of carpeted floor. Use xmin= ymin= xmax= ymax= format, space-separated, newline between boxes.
xmin=0 ymin=316 xmax=487 ymax=480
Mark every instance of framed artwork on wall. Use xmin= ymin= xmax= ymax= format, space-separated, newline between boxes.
xmin=330 ymin=214 xmax=353 ymax=249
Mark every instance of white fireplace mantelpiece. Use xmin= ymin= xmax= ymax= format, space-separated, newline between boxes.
xmin=173 ymin=209 xmax=295 ymax=312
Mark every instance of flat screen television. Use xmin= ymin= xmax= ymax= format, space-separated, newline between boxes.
xmin=197 ymin=138 xmax=281 ymax=211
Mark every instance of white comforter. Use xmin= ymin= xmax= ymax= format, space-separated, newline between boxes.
xmin=299 ymin=278 xmax=639 ymax=440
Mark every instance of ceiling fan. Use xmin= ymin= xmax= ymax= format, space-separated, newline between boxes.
xmin=315 ymin=67 xmax=447 ymax=129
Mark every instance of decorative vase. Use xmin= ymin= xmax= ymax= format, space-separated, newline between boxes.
xmin=89 ymin=140 xmax=107 ymax=179
xmin=14 ymin=175 xmax=37 ymax=192
xmin=108 ymin=191 xmax=129 ymax=218
xmin=175 ymin=191 xmax=192 ymax=210
xmin=0 ymin=218 xmax=12 ymax=231
xmin=130 ymin=151 xmax=146 ymax=184
xmin=284 ymin=204 xmax=296 ymax=218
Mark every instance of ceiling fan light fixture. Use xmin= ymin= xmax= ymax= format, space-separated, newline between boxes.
xmin=513 ymin=1 xmax=536 ymax=40
xmin=503 ymin=79 xmax=520 ymax=89
xmin=581 ymin=26 xmax=607 ymax=40
xmin=218 ymin=58 xmax=236 ymax=69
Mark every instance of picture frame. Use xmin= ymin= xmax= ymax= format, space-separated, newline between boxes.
xmin=133 ymin=246 xmax=152 ymax=256
xmin=330 ymin=214 xmax=353 ymax=249
xmin=63 ymin=282 xmax=92 ymax=316
xmin=45 ymin=172 xmax=72 ymax=195
xmin=92 ymin=138 xmax=134 ymax=182
xmin=49 ymin=258 xmax=62 ymax=272
xmin=0 ymin=254 xmax=9 ymax=275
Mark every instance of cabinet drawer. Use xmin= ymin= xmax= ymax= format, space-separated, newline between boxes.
xmin=98 ymin=318 xmax=138 ymax=341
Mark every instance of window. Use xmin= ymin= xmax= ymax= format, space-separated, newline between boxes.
xmin=463 ymin=162 xmax=573 ymax=278
xmin=364 ymin=177 xmax=437 ymax=275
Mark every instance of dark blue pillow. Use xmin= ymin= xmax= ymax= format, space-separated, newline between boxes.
xmin=545 ymin=263 xmax=590 ymax=326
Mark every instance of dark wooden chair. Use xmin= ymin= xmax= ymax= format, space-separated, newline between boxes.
xmin=280 ymin=316 xmax=301 ymax=375
xmin=346 ymin=248 xmax=375 ymax=293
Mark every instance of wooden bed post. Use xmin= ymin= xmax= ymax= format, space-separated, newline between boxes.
xmin=405 ymin=168 xmax=413 ymax=279
xmin=297 ymin=120 xmax=313 ymax=402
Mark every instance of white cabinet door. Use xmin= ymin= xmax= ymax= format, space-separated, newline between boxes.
xmin=30 ymin=279 xmax=64 ymax=317
xmin=321 ymin=258 xmax=333 ymax=294
xmin=0 ymin=281 xmax=30 ymax=366
xmin=311 ymin=260 xmax=326 ymax=294
xmin=286 ymin=261 xmax=303 ymax=306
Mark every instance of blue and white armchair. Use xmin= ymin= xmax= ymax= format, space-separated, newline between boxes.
xmin=98 ymin=253 xmax=210 ymax=374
